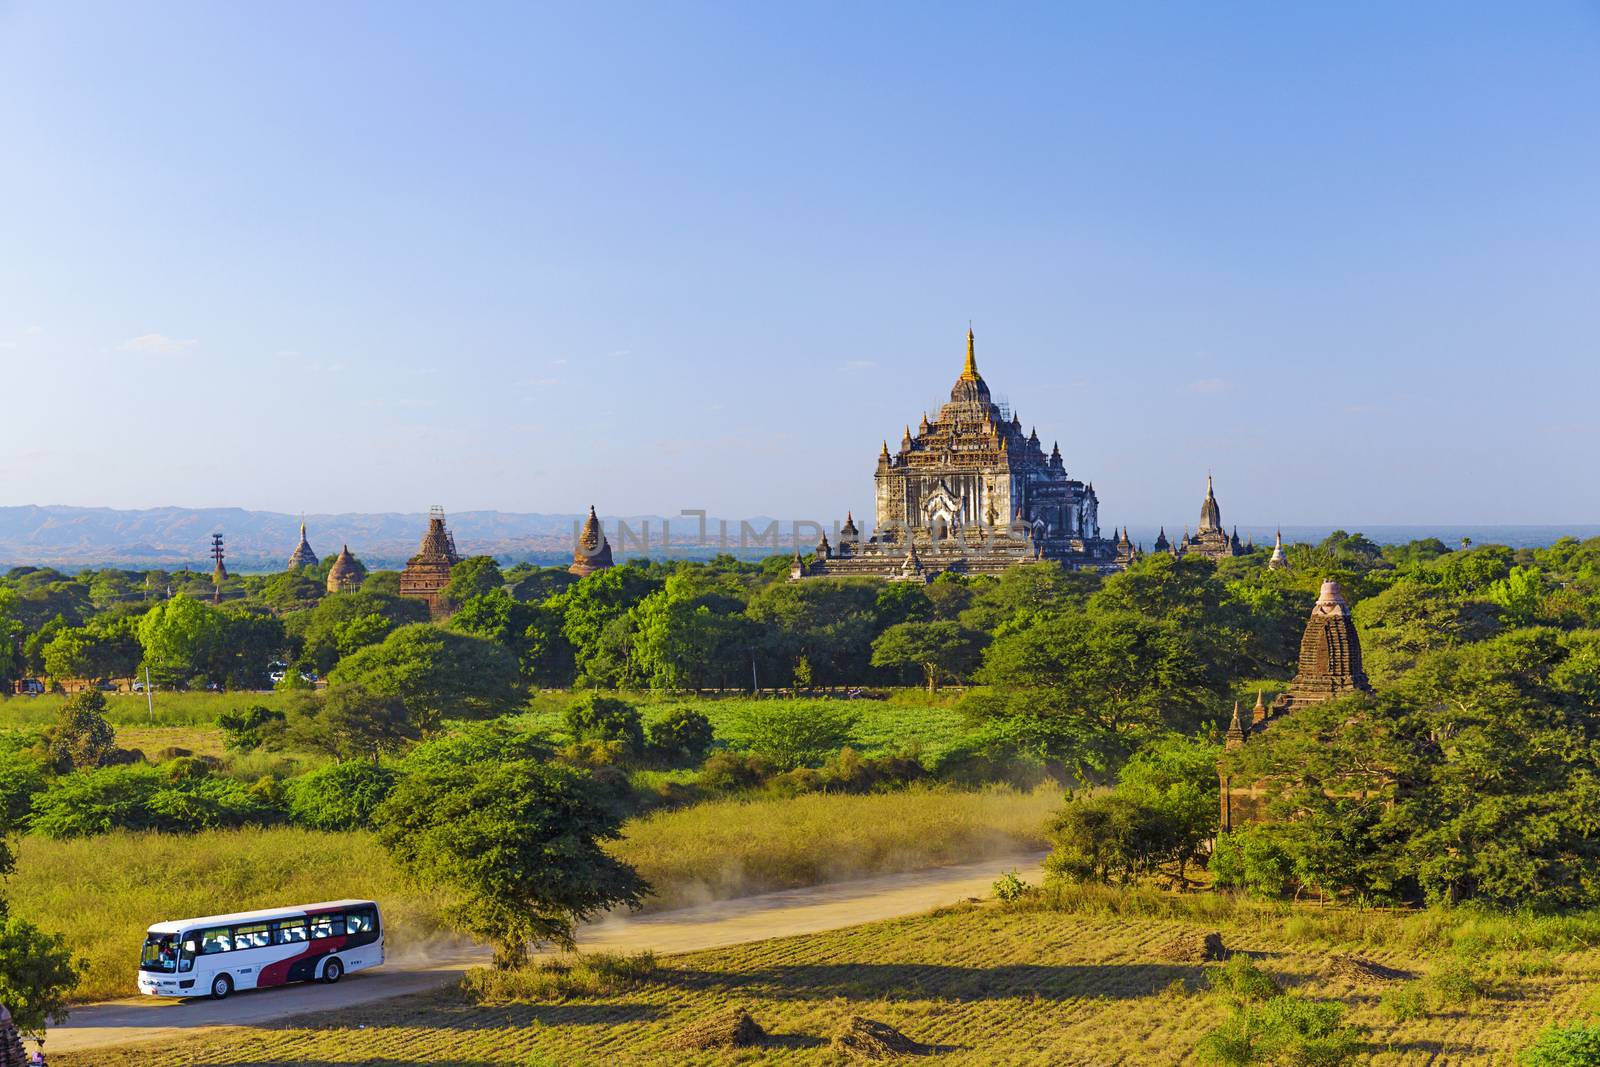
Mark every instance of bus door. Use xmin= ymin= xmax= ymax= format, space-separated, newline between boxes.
xmin=177 ymin=935 xmax=200 ymax=995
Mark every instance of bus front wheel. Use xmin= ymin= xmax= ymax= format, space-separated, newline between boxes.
xmin=210 ymin=974 xmax=232 ymax=1000
xmin=322 ymin=958 xmax=343 ymax=984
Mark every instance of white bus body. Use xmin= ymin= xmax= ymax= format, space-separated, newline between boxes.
xmin=137 ymin=899 xmax=384 ymax=999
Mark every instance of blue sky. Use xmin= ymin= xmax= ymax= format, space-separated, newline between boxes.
xmin=2 ymin=2 xmax=1597 ymax=527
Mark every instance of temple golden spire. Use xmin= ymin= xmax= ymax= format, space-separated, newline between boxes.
xmin=960 ymin=326 xmax=980 ymax=381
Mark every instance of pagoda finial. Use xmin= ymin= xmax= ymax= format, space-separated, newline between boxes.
xmin=1226 ymin=701 xmax=1247 ymax=748
xmin=961 ymin=325 xmax=979 ymax=381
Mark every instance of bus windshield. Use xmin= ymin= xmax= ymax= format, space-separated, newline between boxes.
xmin=140 ymin=934 xmax=179 ymax=973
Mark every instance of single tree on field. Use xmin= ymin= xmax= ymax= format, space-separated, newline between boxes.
xmin=870 ymin=620 xmax=987 ymax=692
xmin=40 ymin=691 xmax=117 ymax=773
xmin=377 ymin=751 xmax=647 ymax=968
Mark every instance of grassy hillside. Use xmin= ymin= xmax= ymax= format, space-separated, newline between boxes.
xmin=55 ymin=896 xmax=1600 ymax=1065
xmin=10 ymin=785 xmax=1053 ymax=1002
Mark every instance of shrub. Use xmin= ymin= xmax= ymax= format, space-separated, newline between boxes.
xmin=725 ymin=701 xmax=856 ymax=771
xmin=29 ymin=765 xmax=166 ymax=837
xmin=993 ymin=870 xmax=1036 ymax=905
xmin=1426 ymin=959 xmax=1492 ymax=1008
xmin=1196 ymin=995 xmax=1364 ymax=1067
xmin=286 ymin=761 xmax=397 ymax=830
xmin=0 ymin=752 xmax=49 ymax=829
xmin=1205 ymin=955 xmax=1283 ymax=1005
xmin=565 ymin=694 xmax=644 ymax=754
xmin=645 ymin=706 xmax=714 ymax=765
xmin=28 ymin=763 xmax=283 ymax=838
xmin=699 ymin=751 xmax=773 ymax=793
xmin=459 ymin=952 xmax=657 ymax=1003
xmin=218 ymin=704 xmax=287 ymax=752
xmin=1521 ymin=1020 xmax=1600 ymax=1067
xmin=1210 ymin=827 xmax=1294 ymax=898
xmin=1381 ymin=982 xmax=1426 ymax=1023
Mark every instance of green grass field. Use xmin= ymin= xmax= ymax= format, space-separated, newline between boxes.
xmin=0 ymin=690 xmax=297 ymax=730
xmin=9 ymin=784 xmax=1053 ymax=1003
xmin=54 ymin=894 xmax=1600 ymax=1065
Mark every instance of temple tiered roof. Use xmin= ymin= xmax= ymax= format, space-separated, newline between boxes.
xmin=399 ymin=506 xmax=461 ymax=617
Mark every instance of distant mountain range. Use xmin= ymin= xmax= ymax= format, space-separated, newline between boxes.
xmin=0 ymin=506 xmax=1593 ymax=572
xmin=0 ymin=505 xmax=780 ymax=570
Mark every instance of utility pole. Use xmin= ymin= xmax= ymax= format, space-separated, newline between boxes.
xmin=144 ymin=665 xmax=154 ymax=726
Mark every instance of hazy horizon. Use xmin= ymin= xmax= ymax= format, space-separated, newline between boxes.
xmin=3 ymin=3 xmax=1597 ymax=526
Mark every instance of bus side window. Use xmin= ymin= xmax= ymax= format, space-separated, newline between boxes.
xmin=346 ymin=911 xmax=372 ymax=934
xmin=310 ymin=916 xmax=333 ymax=939
xmin=199 ymin=928 xmax=232 ymax=954
xmin=179 ymin=940 xmax=197 ymax=972
xmin=275 ymin=921 xmax=308 ymax=945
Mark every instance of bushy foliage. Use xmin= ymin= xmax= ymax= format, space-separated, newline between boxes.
xmin=1204 ymin=955 xmax=1283 ymax=1005
xmin=39 ymin=690 xmax=117 ymax=773
xmin=565 ymin=694 xmax=645 ymax=753
xmin=0 ymin=911 xmax=82 ymax=1039
xmin=1209 ymin=827 xmax=1295 ymax=898
xmin=218 ymin=704 xmax=287 ymax=752
xmin=1047 ymin=733 xmax=1220 ymax=885
xmin=285 ymin=761 xmax=397 ymax=830
xmin=1196 ymin=994 xmax=1365 ymax=1066
xmin=725 ymin=701 xmax=857 ymax=771
xmin=645 ymin=706 xmax=714 ymax=765
xmin=27 ymin=763 xmax=282 ymax=838
xmin=1520 ymin=1020 xmax=1600 ymax=1067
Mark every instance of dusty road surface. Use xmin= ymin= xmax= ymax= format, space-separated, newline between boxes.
xmin=40 ymin=850 xmax=1048 ymax=1055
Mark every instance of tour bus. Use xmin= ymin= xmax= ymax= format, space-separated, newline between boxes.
xmin=137 ymin=899 xmax=383 ymax=1000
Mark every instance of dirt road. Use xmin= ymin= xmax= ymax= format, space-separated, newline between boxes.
xmin=41 ymin=850 xmax=1047 ymax=1055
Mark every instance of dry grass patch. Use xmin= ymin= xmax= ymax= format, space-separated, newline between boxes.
xmin=611 ymin=783 xmax=1055 ymax=910
xmin=51 ymin=900 xmax=1600 ymax=1066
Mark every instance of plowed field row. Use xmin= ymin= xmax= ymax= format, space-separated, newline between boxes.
xmin=55 ymin=905 xmax=1599 ymax=1066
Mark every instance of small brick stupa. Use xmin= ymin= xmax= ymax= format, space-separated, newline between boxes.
xmin=569 ymin=506 xmax=614 ymax=577
xmin=1220 ymin=578 xmax=1374 ymax=831
xmin=326 ymin=544 xmax=366 ymax=594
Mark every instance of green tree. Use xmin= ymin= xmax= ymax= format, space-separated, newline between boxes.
xmin=627 ymin=575 xmax=753 ymax=690
xmin=1488 ymin=565 xmax=1545 ymax=627
xmin=39 ymin=690 xmax=118 ymax=773
xmin=41 ymin=619 xmax=142 ymax=682
xmin=444 ymin=556 xmax=506 ymax=606
xmin=0 ymin=910 xmax=81 ymax=1040
xmin=870 ymin=620 xmax=987 ymax=691
xmin=328 ymin=624 xmax=523 ymax=734
xmin=136 ymin=595 xmax=225 ymax=686
xmin=377 ymin=743 xmax=648 ymax=967
xmin=973 ymin=607 xmax=1229 ymax=780
xmin=289 ymin=683 xmax=419 ymax=762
